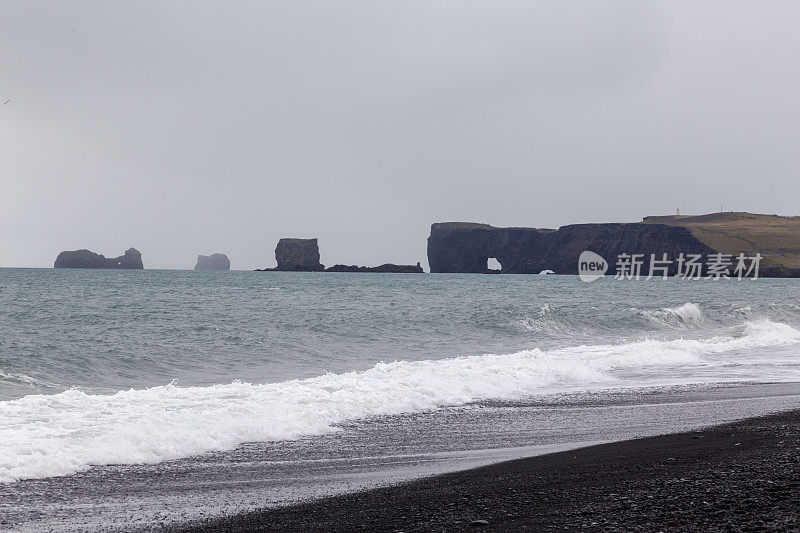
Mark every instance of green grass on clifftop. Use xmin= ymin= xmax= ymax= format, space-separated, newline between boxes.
xmin=643 ymin=212 xmax=800 ymax=268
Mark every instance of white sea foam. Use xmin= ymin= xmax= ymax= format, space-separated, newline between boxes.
xmin=639 ymin=302 xmax=705 ymax=328
xmin=1 ymin=318 xmax=798 ymax=483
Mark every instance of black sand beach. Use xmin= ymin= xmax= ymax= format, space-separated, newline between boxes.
xmin=182 ymin=408 xmax=800 ymax=532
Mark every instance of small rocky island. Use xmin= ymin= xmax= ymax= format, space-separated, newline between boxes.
xmin=326 ymin=263 xmax=423 ymax=273
xmin=257 ymin=238 xmax=423 ymax=273
xmin=54 ymin=248 xmax=143 ymax=269
xmin=194 ymin=253 xmax=230 ymax=271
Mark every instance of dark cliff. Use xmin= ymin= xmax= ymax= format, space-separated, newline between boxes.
xmin=427 ymin=222 xmax=715 ymax=275
xmin=194 ymin=253 xmax=230 ymax=271
xmin=54 ymin=248 xmax=144 ymax=269
xmin=273 ymin=238 xmax=324 ymax=271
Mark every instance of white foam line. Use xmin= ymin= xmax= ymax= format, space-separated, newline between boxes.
xmin=1 ymin=318 xmax=798 ymax=483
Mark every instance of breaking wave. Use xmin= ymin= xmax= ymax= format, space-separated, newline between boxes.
xmin=520 ymin=302 xmax=711 ymax=336
xmin=1 ymin=318 xmax=798 ymax=483
xmin=518 ymin=304 xmax=588 ymax=335
xmin=638 ymin=302 xmax=705 ymax=328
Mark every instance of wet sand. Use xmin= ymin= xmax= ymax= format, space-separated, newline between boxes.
xmin=182 ymin=408 xmax=800 ymax=532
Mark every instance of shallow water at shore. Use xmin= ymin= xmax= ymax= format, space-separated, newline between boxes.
xmin=2 ymin=382 xmax=800 ymax=531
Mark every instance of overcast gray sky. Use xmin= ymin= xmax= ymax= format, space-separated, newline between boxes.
xmin=2 ymin=1 xmax=799 ymax=269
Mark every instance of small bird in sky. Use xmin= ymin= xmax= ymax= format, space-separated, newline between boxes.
xmin=2 ymin=100 xmax=9 ymax=105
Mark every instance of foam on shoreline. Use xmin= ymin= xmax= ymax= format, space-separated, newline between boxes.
xmin=1 ymin=318 xmax=798 ymax=483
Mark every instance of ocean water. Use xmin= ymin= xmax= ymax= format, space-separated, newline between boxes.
xmin=2 ymin=269 xmax=800 ymax=529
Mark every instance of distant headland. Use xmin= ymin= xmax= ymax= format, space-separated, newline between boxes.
xmin=50 ymin=212 xmax=800 ymax=276
xmin=427 ymin=212 xmax=800 ymax=277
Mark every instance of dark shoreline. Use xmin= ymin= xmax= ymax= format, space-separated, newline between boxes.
xmin=180 ymin=408 xmax=800 ymax=532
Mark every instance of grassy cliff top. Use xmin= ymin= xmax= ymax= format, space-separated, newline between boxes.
xmin=642 ymin=212 xmax=800 ymax=268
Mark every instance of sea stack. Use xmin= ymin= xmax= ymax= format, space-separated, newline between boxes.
xmin=257 ymin=238 xmax=424 ymax=273
xmin=194 ymin=253 xmax=231 ymax=271
xmin=274 ymin=238 xmax=324 ymax=271
xmin=54 ymin=248 xmax=144 ymax=269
